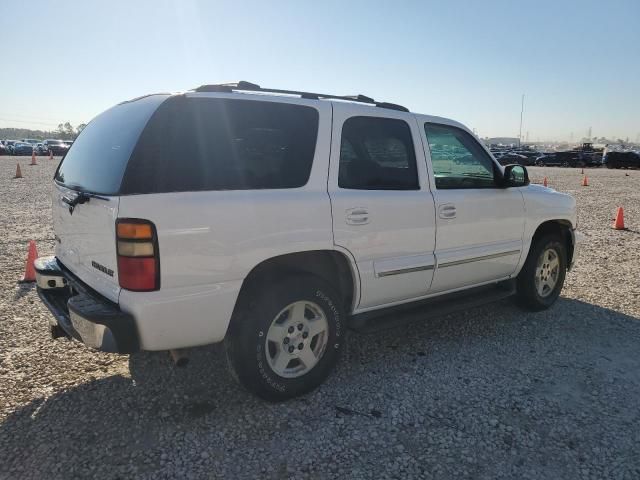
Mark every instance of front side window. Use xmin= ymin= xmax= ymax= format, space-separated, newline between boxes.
xmin=424 ymin=123 xmax=497 ymax=189
xmin=338 ymin=116 xmax=419 ymax=190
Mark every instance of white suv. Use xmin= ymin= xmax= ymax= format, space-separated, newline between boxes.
xmin=36 ymin=82 xmax=579 ymax=400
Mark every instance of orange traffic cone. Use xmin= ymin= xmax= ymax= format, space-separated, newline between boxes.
xmin=31 ymin=151 xmax=37 ymax=165
xmin=19 ymin=240 xmax=39 ymax=283
xmin=613 ymin=207 xmax=627 ymax=230
xmin=14 ymin=164 xmax=23 ymax=178
xmin=49 ymin=150 xmax=53 ymax=160
xmin=543 ymin=177 xmax=548 ymax=187
xmin=581 ymin=175 xmax=589 ymax=187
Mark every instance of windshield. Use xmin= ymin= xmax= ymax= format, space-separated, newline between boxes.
xmin=54 ymin=94 xmax=169 ymax=194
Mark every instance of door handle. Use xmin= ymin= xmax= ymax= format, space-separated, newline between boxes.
xmin=346 ymin=208 xmax=370 ymax=225
xmin=438 ymin=204 xmax=457 ymax=219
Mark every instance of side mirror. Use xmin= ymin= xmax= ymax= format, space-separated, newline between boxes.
xmin=501 ymin=164 xmax=529 ymax=188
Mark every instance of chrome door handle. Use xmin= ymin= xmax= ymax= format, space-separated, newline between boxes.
xmin=346 ymin=208 xmax=370 ymax=225
xmin=438 ymin=204 xmax=457 ymax=219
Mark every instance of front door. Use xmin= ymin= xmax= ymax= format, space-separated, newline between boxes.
xmin=420 ymin=122 xmax=525 ymax=293
xmin=328 ymin=105 xmax=436 ymax=310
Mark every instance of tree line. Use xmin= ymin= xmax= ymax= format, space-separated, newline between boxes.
xmin=1 ymin=121 xmax=86 ymax=141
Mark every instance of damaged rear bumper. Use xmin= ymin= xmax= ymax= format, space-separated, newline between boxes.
xmin=35 ymin=256 xmax=139 ymax=353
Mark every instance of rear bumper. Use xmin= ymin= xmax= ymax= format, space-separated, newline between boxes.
xmin=35 ymin=256 xmax=139 ymax=353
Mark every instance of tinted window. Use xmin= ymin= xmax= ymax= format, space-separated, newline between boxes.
xmin=122 ymin=97 xmax=319 ymax=194
xmin=55 ymin=95 xmax=167 ymax=194
xmin=338 ymin=116 xmax=418 ymax=190
xmin=424 ymin=123 xmax=497 ymax=189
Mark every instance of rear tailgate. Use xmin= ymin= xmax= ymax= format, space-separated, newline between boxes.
xmin=52 ymin=94 xmax=170 ymax=302
xmin=53 ymin=185 xmax=120 ymax=302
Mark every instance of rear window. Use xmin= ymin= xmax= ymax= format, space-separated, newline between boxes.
xmin=120 ymin=97 xmax=319 ymax=194
xmin=54 ymin=95 xmax=168 ymax=194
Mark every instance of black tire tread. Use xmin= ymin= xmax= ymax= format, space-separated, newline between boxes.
xmin=225 ymin=273 xmax=345 ymax=401
xmin=516 ymin=234 xmax=567 ymax=311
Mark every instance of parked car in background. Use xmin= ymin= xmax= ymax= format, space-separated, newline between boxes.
xmin=35 ymin=143 xmax=48 ymax=155
xmin=497 ymin=152 xmax=531 ymax=166
xmin=534 ymin=151 xmax=585 ymax=167
xmin=22 ymin=138 xmax=40 ymax=145
xmin=12 ymin=142 xmax=35 ymax=156
xmin=0 ymin=142 xmax=8 ymax=155
xmin=43 ymin=139 xmax=70 ymax=155
xmin=604 ymin=151 xmax=640 ymax=169
xmin=512 ymin=150 xmax=542 ymax=160
xmin=64 ymin=140 xmax=73 ymax=147
xmin=534 ymin=153 xmax=564 ymax=166
xmin=4 ymin=140 xmax=18 ymax=154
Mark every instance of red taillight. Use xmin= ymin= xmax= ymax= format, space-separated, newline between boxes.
xmin=117 ymin=257 xmax=157 ymax=291
xmin=116 ymin=219 xmax=159 ymax=291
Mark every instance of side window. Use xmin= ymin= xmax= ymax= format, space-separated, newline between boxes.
xmin=338 ymin=116 xmax=419 ymax=190
xmin=424 ymin=123 xmax=497 ymax=189
xmin=122 ymin=97 xmax=319 ymax=194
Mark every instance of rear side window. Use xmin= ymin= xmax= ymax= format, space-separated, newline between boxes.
xmin=338 ymin=116 xmax=419 ymax=190
xmin=121 ymin=97 xmax=319 ymax=194
xmin=55 ymin=95 xmax=167 ymax=195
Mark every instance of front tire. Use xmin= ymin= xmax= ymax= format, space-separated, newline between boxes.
xmin=516 ymin=234 xmax=567 ymax=311
xmin=225 ymin=274 xmax=345 ymax=401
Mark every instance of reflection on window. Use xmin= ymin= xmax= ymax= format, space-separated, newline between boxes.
xmin=424 ymin=123 xmax=496 ymax=189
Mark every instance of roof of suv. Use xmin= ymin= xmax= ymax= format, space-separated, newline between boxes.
xmin=116 ymin=82 xmax=469 ymax=138
xmin=190 ymin=81 xmax=410 ymax=113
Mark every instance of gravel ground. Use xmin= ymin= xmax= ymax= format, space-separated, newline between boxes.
xmin=1 ymin=156 xmax=639 ymax=479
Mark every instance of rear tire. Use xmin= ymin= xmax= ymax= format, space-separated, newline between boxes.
xmin=225 ymin=274 xmax=345 ymax=401
xmin=516 ymin=234 xmax=567 ymax=311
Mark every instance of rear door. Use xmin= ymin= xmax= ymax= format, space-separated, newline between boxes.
xmin=328 ymin=104 xmax=436 ymax=310
xmin=53 ymin=94 xmax=169 ymax=302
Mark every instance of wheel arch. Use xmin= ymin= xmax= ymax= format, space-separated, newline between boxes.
xmin=530 ymin=219 xmax=575 ymax=269
xmin=233 ymin=249 xmax=359 ymax=318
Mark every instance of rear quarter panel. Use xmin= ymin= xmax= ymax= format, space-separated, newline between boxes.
xmin=117 ymin=189 xmax=335 ymax=289
xmin=117 ymin=98 xmax=335 ymax=349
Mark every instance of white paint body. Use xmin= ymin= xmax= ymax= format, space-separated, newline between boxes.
xmin=53 ymin=92 xmax=578 ymax=350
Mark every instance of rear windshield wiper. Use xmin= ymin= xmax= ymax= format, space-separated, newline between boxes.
xmin=62 ymin=191 xmax=109 ymax=214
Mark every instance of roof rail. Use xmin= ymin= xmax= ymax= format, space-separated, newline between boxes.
xmin=191 ymin=81 xmax=409 ymax=112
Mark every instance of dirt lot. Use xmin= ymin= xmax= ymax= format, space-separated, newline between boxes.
xmin=1 ymin=156 xmax=639 ymax=480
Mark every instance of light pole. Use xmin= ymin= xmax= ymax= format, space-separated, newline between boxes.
xmin=518 ymin=94 xmax=525 ymax=147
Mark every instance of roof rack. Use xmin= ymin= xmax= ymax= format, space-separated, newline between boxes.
xmin=191 ymin=81 xmax=409 ymax=112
